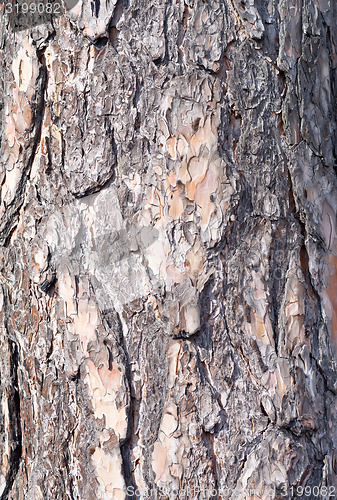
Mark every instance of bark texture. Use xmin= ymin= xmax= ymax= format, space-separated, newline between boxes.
xmin=0 ymin=0 xmax=337 ymax=498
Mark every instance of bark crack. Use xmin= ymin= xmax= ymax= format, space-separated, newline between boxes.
xmin=0 ymin=49 xmax=47 ymax=247
xmin=0 ymin=285 xmax=22 ymax=500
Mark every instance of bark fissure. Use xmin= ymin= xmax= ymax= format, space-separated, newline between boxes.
xmin=0 ymin=287 xmax=22 ymax=500
xmin=0 ymin=54 xmax=47 ymax=247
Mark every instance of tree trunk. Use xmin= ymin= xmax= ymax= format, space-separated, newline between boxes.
xmin=0 ymin=0 xmax=337 ymax=498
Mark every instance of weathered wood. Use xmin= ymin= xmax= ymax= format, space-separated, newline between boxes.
xmin=0 ymin=0 xmax=337 ymax=498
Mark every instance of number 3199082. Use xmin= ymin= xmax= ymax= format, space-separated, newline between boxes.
xmin=4 ymin=2 xmax=61 ymax=14
xmin=281 ymin=485 xmax=336 ymax=497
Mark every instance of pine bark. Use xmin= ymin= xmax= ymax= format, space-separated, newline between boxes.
xmin=0 ymin=0 xmax=337 ymax=498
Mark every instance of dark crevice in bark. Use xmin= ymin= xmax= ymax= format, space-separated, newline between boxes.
xmin=72 ymin=166 xmax=117 ymax=199
xmin=120 ymin=395 xmax=140 ymax=500
xmin=0 ymin=51 xmax=47 ymax=247
xmin=107 ymin=0 xmax=129 ymax=50
xmin=231 ymin=424 xmax=272 ymax=491
xmin=132 ymin=71 xmax=143 ymax=133
xmin=0 ymin=340 xmax=22 ymax=500
xmin=326 ymin=24 xmax=337 ymax=172
xmin=71 ymin=120 xmax=117 ymax=199
xmin=201 ymin=431 xmax=220 ymax=499
xmin=161 ymin=0 xmax=171 ymax=66
xmin=177 ymin=2 xmax=189 ymax=74
xmin=63 ymin=431 xmax=78 ymax=500
xmin=286 ymin=160 xmax=321 ymax=290
xmin=268 ymin=222 xmax=290 ymax=357
xmin=302 ymin=138 xmax=330 ymax=169
xmin=92 ymin=0 xmax=100 ymax=18
xmin=311 ymin=350 xmax=337 ymax=396
xmin=285 ymin=160 xmax=335 ymax=390
xmin=195 ymin=63 xmax=219 ymax=78
xmin=196 ymin=351 xmax=226 ymax=424
xmin=260 ymin=401 xmax=272 ymax=426
xmin=0 ymin=286 xmax=22 ymax=500
xmin=239 ymin=341 xmax=269 ymax=376
xmin=104 ymin=310 xmax=138 ymax=497
xmin=175 ymin=328 xmax=201 ymax=341
xmin=92 ymin=36 xmax=109 ymax=49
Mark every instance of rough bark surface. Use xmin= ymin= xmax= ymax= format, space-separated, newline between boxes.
xmin=0 ymin=0 xmax=337 ymax=498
